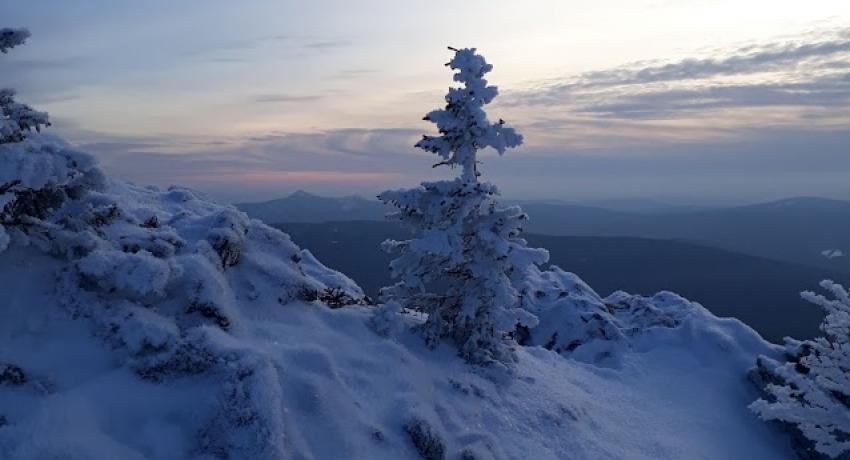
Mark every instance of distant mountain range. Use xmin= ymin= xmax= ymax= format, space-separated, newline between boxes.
xmin=275 ymin=220 xmax=845 ymax=343
xmin=239 ymin=192 xmax=850 ymax=273
xmin=237 ymin=190 xmax=387 ymax=223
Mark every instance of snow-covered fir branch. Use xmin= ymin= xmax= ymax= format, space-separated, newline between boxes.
xmin=0 ymin=28 xmax=50 ymax=144
xmin=751 ymin=280 xmax=850 ymax=459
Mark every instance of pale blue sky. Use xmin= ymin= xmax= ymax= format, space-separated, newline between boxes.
xmin=2 ymin=0 xmax=849 ymax=203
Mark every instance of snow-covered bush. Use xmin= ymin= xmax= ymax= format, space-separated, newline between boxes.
xmin=750 ymin=280 xmax=850 ymax=459
xmin=0 ymin=29 xmax=101 ymax=256
xmin=0 ymin=363 xmax=26 ymax=386
xmin=379 ymin=48 xmax=548 ymax=365
xmin=76 ymin=248 xmax=174 ymax=299
xmin=404 ymin=418 xmax=446 ymax=460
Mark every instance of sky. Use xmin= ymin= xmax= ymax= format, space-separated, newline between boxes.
xmin=1 ymin=0 xmax=849 ymax=204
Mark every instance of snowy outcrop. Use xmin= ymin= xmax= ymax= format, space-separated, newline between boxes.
xmin=517 ymin=265 xmax=772 ymax=369
xmin=0 ymin=136 xmax=367 ymax=459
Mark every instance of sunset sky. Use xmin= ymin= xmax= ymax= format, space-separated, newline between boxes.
xmin=2 ymin=0 xmax=849 ymax=203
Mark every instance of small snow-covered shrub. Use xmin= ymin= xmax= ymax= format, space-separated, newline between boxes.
xmin=300 ymin=286 xmax=369 ymax=309
xmin=379 ymin=48 xmax=547 ymax=366
xmin=134 ymin=327 xmax=222 ymax=381
xmin=76 ymin=249 xmax=173 ymax=299
xmin=0 ymin=140 xmax=103 ymax=251
xmin=186 ymin=301 xmax=232 ymax=330
xmin=750 ymin=280 xmax=850 ymax=459
xmin=0 ymin=363 xmax=26 ymax=386
xmin=369 ymin=302 xmax=404 ymax=337
xmin=106 ymin=306 xmax=181 ymax=356
xmin=196 ymin=350 xmax=287 ymax=460
xmin=204 ymin=208 xmax=248 ymax=270
xmin=404 ymin=418 xmax=446 ymax=460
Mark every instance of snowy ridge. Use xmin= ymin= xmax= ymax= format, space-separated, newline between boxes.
xmin=0 ymin=137 xmax=796 ymax=459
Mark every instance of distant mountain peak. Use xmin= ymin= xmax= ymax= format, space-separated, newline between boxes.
xmin=289 ymin=189 xmax=319 ymax=199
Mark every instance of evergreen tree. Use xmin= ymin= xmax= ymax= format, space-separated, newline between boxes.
xmin=1 ymin=28 xmax=50 ymax=144
xmin=750 ymin=280 xmax=850 ymax=459
xmin=0 ymin=27 xmax=97 ymax=254
xmin=379 ymin=48 xmax=549 ymax=365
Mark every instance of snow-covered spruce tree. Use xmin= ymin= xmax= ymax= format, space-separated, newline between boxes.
xmin=1 ymin=28 xmax=50 ymax=144
xmin=378 ymin=47 xmax=549 ymax=365
xmin=750 ymin=280 xmax=850 ymax=459
xmin=0 ymin=28 xmax=99 ymax=254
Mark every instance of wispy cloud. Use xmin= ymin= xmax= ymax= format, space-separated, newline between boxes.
xmin=254 ymin=94 xmax=323 ymax=103
xmin=505 ymin=27 xmax=850 ymax=124
xmin=187 ymin=35 xmax=351 ymax=63
xmin=580 ymin=74 xmax=850 ymax=119
xmin=326 ymin=68 xmax=375 ymax=80
xmin=303 ymin=39 xmax=351 ymax=51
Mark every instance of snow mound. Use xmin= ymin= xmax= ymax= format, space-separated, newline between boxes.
xmin=0 ymin=137 xmax=796 ymax=459
xmin=518 ymin=266 xmax=773 ymax=369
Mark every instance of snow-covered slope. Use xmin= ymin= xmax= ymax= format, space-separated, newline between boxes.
xmin=0 ymin=137 xmax=796 ymax=459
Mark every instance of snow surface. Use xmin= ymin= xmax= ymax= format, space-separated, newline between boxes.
xmin=0 ymin=136 xmax=798 ymax=459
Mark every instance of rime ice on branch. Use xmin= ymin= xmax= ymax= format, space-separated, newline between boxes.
xmin=379 ymin=48 xmax=548 ymax=366
xmin=0 ymin=28 xmax=88 ymax=254
xmin=0 ymin=28 xmax=50 ymax=144
xmin=750 ymin=280 xmax=850 ymax=459
xmin=415 ymin=47 xmax=522 ymax=182
xmin=0 ymin=89 xmax=50 ymax=144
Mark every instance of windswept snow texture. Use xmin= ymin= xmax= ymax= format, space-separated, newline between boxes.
xmin=0 ymin=137 xmax=796 ymax=459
